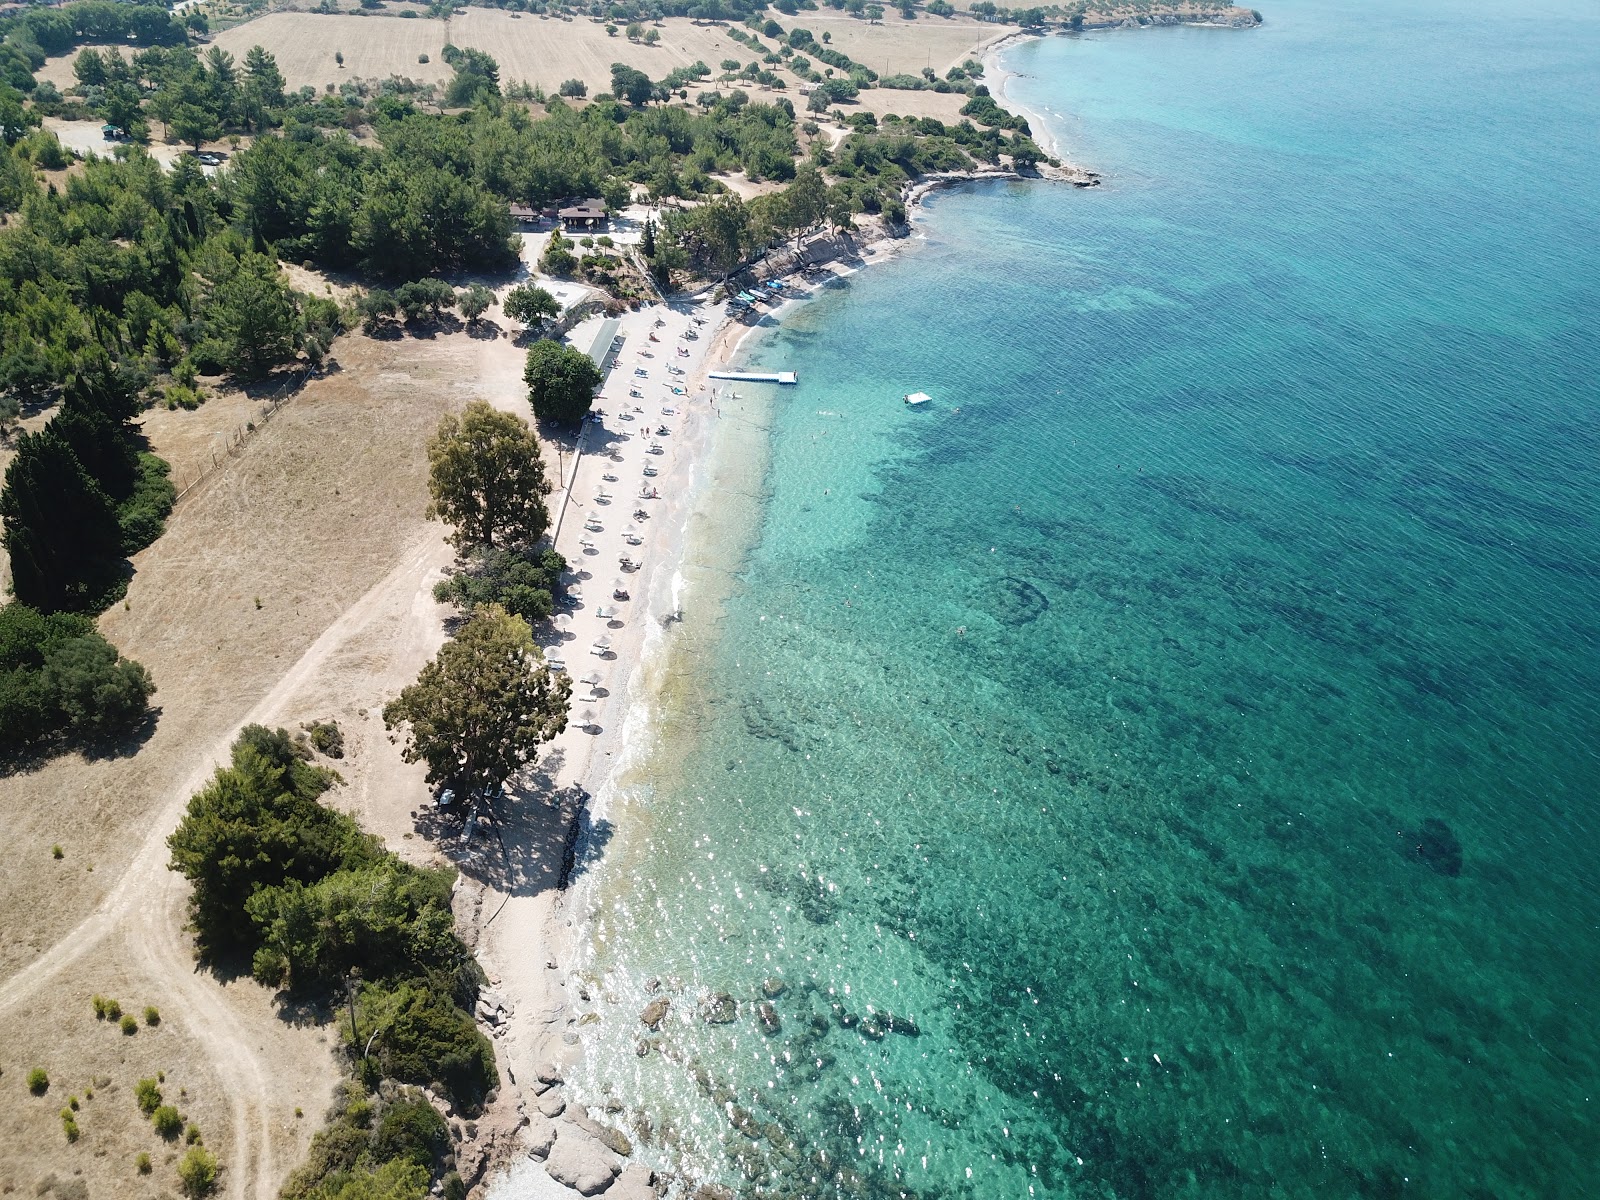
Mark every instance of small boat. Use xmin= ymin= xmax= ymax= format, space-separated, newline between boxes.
xmin=642 ymin=463 xmax=658 ymax=477
xmin=904 ymin=391 xmax=931 ymax=407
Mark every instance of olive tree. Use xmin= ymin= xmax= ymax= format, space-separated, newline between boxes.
xmin=522 ymin=340 xmax=601 ymax=426
xmin=383 ymin=604 xmax=570 ymax=808
xmin=425 ymin=401 xmax=550 ymax=550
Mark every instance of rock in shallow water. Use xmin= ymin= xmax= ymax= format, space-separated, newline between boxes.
xmin=757 ymin=1001 xmax=782 ymax=1034
xmin=701 ymin=992 xmax=738 ymax=1024
xmin=641 ymin=998 xmax=670 ymax=1029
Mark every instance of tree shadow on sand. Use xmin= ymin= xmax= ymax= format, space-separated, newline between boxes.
xmin=415 ymin=748 xmax=614 ymax=899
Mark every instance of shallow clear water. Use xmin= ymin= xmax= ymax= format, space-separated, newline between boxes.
xmin=569 ymin=1 xmax=1600 ymax=1196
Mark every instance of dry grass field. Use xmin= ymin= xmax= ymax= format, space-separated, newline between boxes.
xmin=204 ymin=8 xmax=1001 ymax=96
xmin=0 ymin=323 xmax=513 ymax=1199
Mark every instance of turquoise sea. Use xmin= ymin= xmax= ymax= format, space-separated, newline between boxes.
xmin=571 ymin=1 xmax=1600 ymax=1196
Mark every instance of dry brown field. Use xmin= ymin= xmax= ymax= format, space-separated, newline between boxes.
xmin=202 ymin=8 xmax=998 ymax=96
xmin=210 ymin=11 xmax=454 ymax=89
xmin=0 ymin=321 xmax=515 ymax=1199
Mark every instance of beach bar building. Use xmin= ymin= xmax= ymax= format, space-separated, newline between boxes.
xmin=559 ymin=199 xmax=609 ymax=230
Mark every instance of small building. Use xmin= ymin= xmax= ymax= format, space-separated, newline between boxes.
xmin=509 ymin=203 xmax=538 ymax=224
xmin=558 ymin=198 xmax=609 ymax=230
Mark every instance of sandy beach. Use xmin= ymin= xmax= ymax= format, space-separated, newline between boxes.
xmin=462 ymin=219 xmax=935 ymax=1197
xmin=464 ymin=267 xmax=819 ymax=1198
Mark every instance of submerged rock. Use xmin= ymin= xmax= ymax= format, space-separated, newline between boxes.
xmin=757 ymin=1001 xmax=782 ymax=1035
xmin=701 ymin=992 xmax=738 ymax=1024
xmin=882 ymin=1012 xmax=922 ymax=1038
xmin=1407 ymin=816 xmax=1464 ymax=876
xmin=991 ymin=575 xmax=1050 ymax=626
xmin=762 ymin=977 xmax=788 ymax=999
xmin=641 ymin=998 xmax=670 ymax=1029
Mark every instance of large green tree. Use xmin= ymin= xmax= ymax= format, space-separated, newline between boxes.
xmin=382 ymin=604 xmax=570 ymax=809
xmin=425 ymin=401 xmax=550 ymax=550
xmin=522 ymin=340 xmax=601 ymax=426
xmin=501 ymin=283 xmax=558 ymax=328
xmin=1 ymin=429 xmax=125 ymax=612
xmin=199 ymin=252 xmax=301 ymax=380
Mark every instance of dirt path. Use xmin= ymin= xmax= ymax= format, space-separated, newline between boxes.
xmin=0 ymin=535 xmax=447 ymax=1199
xmin=0 ymin=330 xmax=485 ymax=1199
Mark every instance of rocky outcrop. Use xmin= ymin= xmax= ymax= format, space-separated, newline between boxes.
xmin=526 ymin=1112 xmax=557 ymax=1160
xmin=543 ymin=1126 xmax=622 ymax=1196
xmin=610 ymin=1165 xmax=660 ymax=1200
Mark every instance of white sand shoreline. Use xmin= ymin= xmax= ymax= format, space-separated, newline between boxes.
xmin=473 ymin=168 xmax=1053 ymax=1200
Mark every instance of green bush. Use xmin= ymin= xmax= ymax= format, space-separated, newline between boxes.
xmin=27 ymin=1068 xmax=48 ymax=1094
xmin=52 ymin=844 xmax=63 ymax=859
xmin=186 ymin=1123 xmax=203 ymax=1144
xmin=177 ymin=1145 xmax=219 ymax=1196
xmin=304 ymin=720 xmax=344 ymax=758
xmin=0 ymin=605 xmax=156 ymax=758
xmin=120 ymin=1013 xmax=138 ymax=1034
xmin=152 ymin=1103 xmax=183 ymax=1139
xmin=144 ymin=1005 xmax=161 ymax=1026
xmin=358 ymin=980 xmax=495 ymax=1114
xmin=433 ymin=547 xmax=566 ymax=626
xmin=61 ymin=1112 xmax=79 ymax=1141
xmin=372 ymin=1096 xmax=448 ymax=1170
xmin=166 ymin=725 xmax=358 ymax=958
xmin=135 ymin=1077 xmax=162 ymax=1115
xmin=136 ymin=1151 xmax=152 ymax=1174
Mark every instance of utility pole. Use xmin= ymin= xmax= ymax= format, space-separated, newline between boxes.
xmin=345 ymin=970 xmax=362 ymax=1056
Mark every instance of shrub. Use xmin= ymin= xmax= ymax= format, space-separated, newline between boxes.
xmin=27 ymin=1068 xmax=48 ymax=1094
xmin=558 ymin=78 xmax=586 ymax=98
xmin=144 ymin=1005 xmax=161 ymax=1026
xmin=186 ymin=1123 xmax=203 ymax=1144
xmin=373 ymin=1096 xmax=449 ymax=1170
xmin=304 ymin=720 xmax=344 ymax=758
xmin=434 ymin=547 xmax=567 ymax=626
xmin=120 ymin=1013 xmax=138 ymax=1035
xmin=152 ymin=1104 xmax=183 ymax=1139
xmin=136 ymin=1151 xmax=152 ymax=1174
xmin=359 ymin=981 xmax=496 ymax=1114
xmin=135 ymin=1077 xmax=162 ymax=1115
xmin=177 ymin=1146 xmax=219 ymax=1196
xmin=418 ymin=52 xmax=429 ymax=63
xmin=61 ymin=1112 xmax=79 ymax=1141
xmin=52 ymin=844 xmax=63 ymax=859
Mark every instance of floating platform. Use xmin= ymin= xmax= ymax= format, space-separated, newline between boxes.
xmin=709 ymin=370 xmax=798 ymax=385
